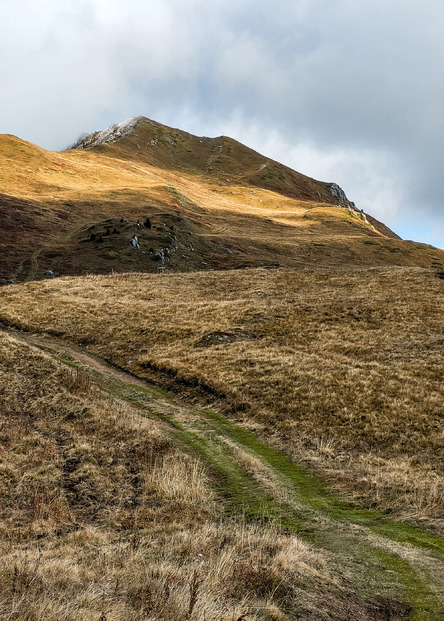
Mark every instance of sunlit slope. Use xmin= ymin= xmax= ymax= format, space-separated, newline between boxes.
xmin=72 ymin=116 xmax=354 ymax=204
xmin=1 ymin=129 xmax=444 ymax=283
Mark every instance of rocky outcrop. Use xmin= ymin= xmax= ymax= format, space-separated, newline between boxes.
xmin=70 ymin=118 xmax=142 ymax=150
xmin=329 ymin=183 xmax=352 ymax=207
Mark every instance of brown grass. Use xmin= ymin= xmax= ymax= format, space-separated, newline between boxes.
xmin=2 ymin=331 xmax=371 ymax=620
xmin=1 ymin=265 xmax=443 ymax=530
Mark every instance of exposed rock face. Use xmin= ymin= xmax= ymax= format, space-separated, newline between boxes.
xmin=329 ymin=183 xmax=350 ymax=206
xmin=152 ymin=250 xmax=164 ymax=262
xmin=71 ymin=118 xmax=142 ymax=150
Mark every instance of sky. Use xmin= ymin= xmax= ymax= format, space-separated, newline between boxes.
xmin=1 ymin=0 xmax=444 ymax=247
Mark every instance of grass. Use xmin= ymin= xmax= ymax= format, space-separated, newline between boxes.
xmin=2 ymin=119 xmax=444 ymax=618
xmin=11 ymin=330 xmax=442 ymax=619
xmin=2 ymin=331 xmax=361 ymax=620
xmin=3 ymin=328 xmax=444 ymax=619
xmin=1 ymin=266 xmax=443 ymax=530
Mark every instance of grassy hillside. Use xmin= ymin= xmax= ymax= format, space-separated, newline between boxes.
xmin=8 ymin=329 xmax=443 ymax=619
xmin=1 ymin=266 xmax=443 ymax=532
xmin=1 ymin=123 xmax=444 ymax=285
xmin=3 ymin=324 xmax=444 ymax=619
xmin=71 ymin=117 xmax=356 ymax=204
xmin=2 ymin=119 xmax=444 ymax=617
xmin=2 ymin=330 xmax=351 ymax=620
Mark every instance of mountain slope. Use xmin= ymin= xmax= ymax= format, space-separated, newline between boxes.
xmin=0 ymin=119 xmax=443 ymax=283
xmin=2 ymin=119 xmax=444 ymax=618
xmin=71 ymin=116 xmax=360 ymax=207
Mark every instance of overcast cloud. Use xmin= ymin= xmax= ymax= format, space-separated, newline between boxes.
xmin=1 ymin=0 xmax=443 ymax=246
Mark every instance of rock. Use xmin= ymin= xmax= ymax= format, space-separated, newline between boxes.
xmin=71 ymin=117 xmax=141 ymax=149
xmin=329 ymin=183 xmax=350 ymax=205
xmin=152 ymin=250 xmax=164 ymax=262
xmin=6 ymin=279 xmax=15 ymax=285
xmin=44 ymin=270 xmax=54 ymax=276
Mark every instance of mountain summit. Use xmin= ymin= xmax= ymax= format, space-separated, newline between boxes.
xmin=0 ymin=117 xmax=442 ymax=283
xmin=71 ymin=116 xmax=355 ymax=207
xmin=71 ymin=117 xmax=143 ymax=149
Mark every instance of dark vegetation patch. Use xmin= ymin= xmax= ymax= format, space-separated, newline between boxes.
xmin=196 ymin=330 xmax=251 ymax=347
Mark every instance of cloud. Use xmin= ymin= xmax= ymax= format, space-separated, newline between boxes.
xmin=1 ymin=0 xmax=443 ymax=246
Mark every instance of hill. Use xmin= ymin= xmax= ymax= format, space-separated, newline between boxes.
xmin=2 ymin=266 xmax=443 ymax=528
xmin=1 ymin=267 xmax=444 ymax=618
xmin=70 ymin=116 xmax=361 ymax=205
xmin=1 ymin=118 xmax=443 ymax=284
xmin=1 ymin=119 xmax=444 ymax=618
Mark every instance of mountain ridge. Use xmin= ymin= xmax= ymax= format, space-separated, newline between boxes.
xmin=0 ymin=117 xmax=442 ymax=284
xmin=69 ymin=116 xmax=361 ymax=209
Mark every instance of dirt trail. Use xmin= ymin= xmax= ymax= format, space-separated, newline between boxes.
xmin=3 ymin=326 xmax=444 ymax=619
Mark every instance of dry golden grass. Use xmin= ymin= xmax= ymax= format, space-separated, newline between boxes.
xmin=1 ymin=266 xmax=443 ymax=529
xmin=0 ymin=132 xmax=381 ymax=254
xmin=3 ymin=331 xmax=371 ymax=620
xmin=2 ymin=123 xmax=444 ymax=617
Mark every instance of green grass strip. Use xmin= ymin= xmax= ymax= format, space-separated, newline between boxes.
xmin=202 ymin=409 xmax=444 ymax=555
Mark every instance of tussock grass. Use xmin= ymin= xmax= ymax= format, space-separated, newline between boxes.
xmin=1 ymin=266 xmax=443 ymax=529
xmin=61 ymin=366 xmax=95 ymax=394
xmin=1 ymin=332 xmax=362 ymax=620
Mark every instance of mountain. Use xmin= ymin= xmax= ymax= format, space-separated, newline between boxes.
xmin=0 ymin=117 xmax=443 ymax=284
xmin=2 ymin=119 xmax=444 ymax=619
xmin=70 ymin=116 xmax=359 ymax=206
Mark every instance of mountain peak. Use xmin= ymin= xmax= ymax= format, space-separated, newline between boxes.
xmin=70 ymin=116 xmax=145 ymax=150
xmin=68 ymin=116 xmax=360 ymax=210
